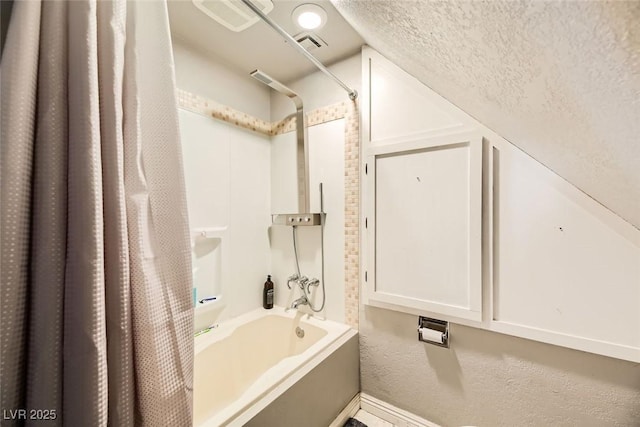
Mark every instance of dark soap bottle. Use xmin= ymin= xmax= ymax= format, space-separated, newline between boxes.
xmin=263 ymin=275 xmax=274 ymax=309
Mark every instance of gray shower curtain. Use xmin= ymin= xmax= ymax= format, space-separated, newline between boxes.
xmin=1 ymin=1 xmax=194 ymax=425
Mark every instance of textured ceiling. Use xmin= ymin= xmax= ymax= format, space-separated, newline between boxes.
xmin=332 ymin=0 xmax=640 ymax=229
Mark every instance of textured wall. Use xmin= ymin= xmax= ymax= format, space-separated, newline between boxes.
xmin=361 ymin=306 xmax=640 ymax=426
xmin=332 ymin=0 xmax=640 ymax=229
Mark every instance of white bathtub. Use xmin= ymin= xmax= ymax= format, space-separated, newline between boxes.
xmin=194 ymin=306 xmax=358 ymax=427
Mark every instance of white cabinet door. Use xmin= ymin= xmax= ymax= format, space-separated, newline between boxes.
xmin=364 ymin=132 xmax=483 ymax=322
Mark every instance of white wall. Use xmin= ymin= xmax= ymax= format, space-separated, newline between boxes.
xmin=270 ymin=119 xmax=346 ymax=322
xmin=226 ymin=124 xmax=271 ymax=320
xmin=268 ymin=54 xmax=359 ymax=322
xmin=174 ymin=41 xmax=272 ymax=329
xmin=179 ymin=109 xmax=230 ymax=304
xmin=179 ymin=111 xmax=271 ymax=329
xmin=270 ymin=54 xmax=361 ymax=121
xmin=172 ymin=38 xmax=271 ymax=122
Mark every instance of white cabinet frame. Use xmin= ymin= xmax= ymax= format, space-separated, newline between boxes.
xmin=360 ymin=46 xmax=640 ymax=362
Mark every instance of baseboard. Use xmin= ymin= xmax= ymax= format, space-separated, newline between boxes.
xmin=329 ymin=393 xmax=361 ymax=427
xmin=359 ymin=393 xmax=441 ymax=427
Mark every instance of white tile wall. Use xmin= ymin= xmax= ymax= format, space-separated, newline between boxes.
xmin=179 ymin=90 xmax=360 ymax=327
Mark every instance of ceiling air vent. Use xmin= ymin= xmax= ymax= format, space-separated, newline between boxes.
xmin=295 ymin=32 xmax=328 ymax=52
xmin=192 ymin=0 xmax=274 ymax=32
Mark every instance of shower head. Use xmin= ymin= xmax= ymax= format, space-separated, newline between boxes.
xmin=250 ymin=69 xmax=309 ymax=214
xmin=250 ymin=69 xmax=302 ymax=109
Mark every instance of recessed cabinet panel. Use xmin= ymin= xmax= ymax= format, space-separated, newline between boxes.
xmin=493 ymin=144 xmax=640 ymax=351
xmin=369 ymin=60 xmax=465 ymax=143
xmin=376 ymin=144 xmax=471 ymax=307
xmin=366 ymin=133 xmax=483 ymax=321
xmin=363 ymin=49 xmax=471 ymax=146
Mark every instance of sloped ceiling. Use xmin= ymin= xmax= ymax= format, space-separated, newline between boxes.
xmin=332 ymin=0 xmax=640 ymax=229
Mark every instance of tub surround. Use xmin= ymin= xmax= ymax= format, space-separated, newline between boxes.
xmin=174 ymin=42 xmax=274 ymax=329
xmin=174 ymin=46 xmax=362 ymax=328
xmin=268 ymin=54 xmax=361 ymax=328
xmin=178 ymin=83 xmax=360 ymax=328
xmin=178 ymin=108 xmax=271 ymax=329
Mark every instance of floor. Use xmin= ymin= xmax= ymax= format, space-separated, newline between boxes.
xmin=353 ymin=409 xmax=394 ymax=427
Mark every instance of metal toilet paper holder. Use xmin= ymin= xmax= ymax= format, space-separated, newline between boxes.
xmin=418 ymin=316 xmax=449 ymax=348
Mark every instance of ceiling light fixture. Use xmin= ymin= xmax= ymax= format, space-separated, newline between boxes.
xmin=292 ymin=4 xmax=327 ymax=30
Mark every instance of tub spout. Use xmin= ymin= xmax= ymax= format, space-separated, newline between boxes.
xmin=291 ymin=296 xmax=308 ymax=309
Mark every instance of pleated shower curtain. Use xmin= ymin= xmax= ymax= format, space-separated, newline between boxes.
xmin=1 ymin=1 xmax=194 ymax=425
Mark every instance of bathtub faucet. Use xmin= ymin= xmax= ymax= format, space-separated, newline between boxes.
xmin=297 ymin=276 xmax=309 ymax=288
xmin=287 ymin=274 xmax=309 ymax=290
xmin=291 ymin=295 xmax=308 ymax=309
xmin=306 ymin=278 xmax=319 ymax=292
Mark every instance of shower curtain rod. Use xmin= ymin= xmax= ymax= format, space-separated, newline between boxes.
xmin=241 ymin=0 xmax=358 ymax=100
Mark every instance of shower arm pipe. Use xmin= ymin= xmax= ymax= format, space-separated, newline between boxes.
xmin=240 ymin=0 xmax=358 ymax=101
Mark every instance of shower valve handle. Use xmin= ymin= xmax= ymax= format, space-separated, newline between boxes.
xmin=297 ymin=276 xmax=309 ymax=288
xmin=287 ymin=274 xmax=299 ymax=289
xmin=305 ymin=278 xmax=320 ymax=293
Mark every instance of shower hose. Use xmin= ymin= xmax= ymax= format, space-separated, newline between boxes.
xmin=291 ymin=184 xmax=327 ymax=313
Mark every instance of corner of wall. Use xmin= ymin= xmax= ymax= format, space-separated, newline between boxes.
xmin=171 ymin=38 xmax=271 ymax=122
